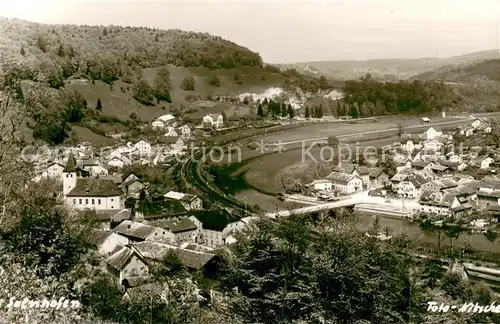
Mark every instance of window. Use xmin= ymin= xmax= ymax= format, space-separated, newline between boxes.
xmin=91 ymin=199 xmax=95 ymax=205
xmin=79 ymin=199 xmax=82 ymax=204
xmin=111 ymin=198 xmax=114 ymax=202
xmin=66 ymin=174 xmax=68 ymax=178
xmin=73 ymin=199 xmax=76 ymax=204
xmin=98 ymin=199 xmax=101 ymax=205
xmin=70 ymin=174 xmax=73 ymax=178
xmin=85 ymin=199 xmax=88 ymax=204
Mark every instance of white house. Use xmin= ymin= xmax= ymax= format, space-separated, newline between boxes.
xmin=164 ymin=191 xmax=203 ymax=211
xmin=176 ymin=125 xmax=191 ymax=138
xmin=202 ymin=114 xmax=224 ymax=129
xmin=104 ymin=245 xmax=149 ymax=291
xmin=424 ymin=127 xmax=442 ymax=141
xmin=162 ymin=136 xmax=185 ymax=154
xmin=164 ymin=126 xmax=178 ymax=137
xmin=134 ymin=140 xmax=152 ymax=157
xmin=473 ymin=157 xmax=494 ymax=170
xmin=325 ymin=172 xmax=363 ymax=195
xmin=113 ymin=220 xmax=174 ymax=243
xmin=189 ymin=212 xmax=240 ymax=247
xmin=152 ymin=114 xmax=176 ymax=130
xmin=63 ymin=155 xmax=122 ymax=211
xmin=89 ymin=230 xmax=130 ymax=256
xmin=152 ymin=217 xmax=198 ymax=244
xmin=472 ymin=118 xmax=489 ymax=130
xmin=310 ymin=179 xmax=333 ymax=191
xmin=81 ymin=159 xmax=109 ymax=177
xmin=108 ymin=157 xmax=125 ymax=168
xmin=46 ymin=162 xmax=65 ymax=181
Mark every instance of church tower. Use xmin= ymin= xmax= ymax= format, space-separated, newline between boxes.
xmin=63 ymin=153 xmax=77 ymax=196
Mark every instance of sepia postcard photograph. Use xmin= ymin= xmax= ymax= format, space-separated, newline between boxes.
xmin=0 ymin=0 xmax=500 ymax=323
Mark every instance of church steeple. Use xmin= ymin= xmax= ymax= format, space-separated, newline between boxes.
xmin=63 ymin=153 xmax=78 ymax=196
xmin=63 ymin=153 xmax=77 ymax=173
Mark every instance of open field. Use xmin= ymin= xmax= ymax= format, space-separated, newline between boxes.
xmin=66 ymin=65 xmax=286 ymax=123
xmin=252 ymin=112 xmax=483 ymax=144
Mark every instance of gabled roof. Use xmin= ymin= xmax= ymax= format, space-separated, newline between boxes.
xmin=368 ymin=167 xmax=384 ymax=178
xmin=133 ymin=241 xmax=216 ymax=270
xmin=87 ymin=229 xmax=115 ymax=246
xmin=66 ymin=178 xmax=122 ymax=197
xmin=333 ymin=162 xmax=355 ymax=174
xmin=63 ymin=153 xmax=77 ymax=172
xmin=355 ymin=166 xmax=370 ymax=175
xmin=153 ymin=217 xmax=198 ymax=233
xmin=105 ymin=245 xmax=137 ymax=271
xmin=419 ymin=191 xmax=457 ymax=208
xmin=156 ymin=114 xmax=175 ymax=122
xmin=326 ymin=171 xmax=359 ymax=183
xmin=190 ymin=210 xmax=239 ymax=231
xmin=113 ymin=220 xmax=159 ymax=240
xmin=160 ymin=136 xmax=182 ymax=145
xmin=391 ymin=173 xmax=409 ymax=182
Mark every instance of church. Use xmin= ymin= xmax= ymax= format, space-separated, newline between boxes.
xmin=63 ymin=154 xmax=123 ymax=211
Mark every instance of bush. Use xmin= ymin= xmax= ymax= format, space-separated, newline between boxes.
xmin=180 ymin=76 xmax=195 ymax=91
xmin=208 ymin=74 xmax=221 ymax=87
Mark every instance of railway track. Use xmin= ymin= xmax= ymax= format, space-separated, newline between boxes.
xmin=181 ymin=151 xmax=255 ymax=216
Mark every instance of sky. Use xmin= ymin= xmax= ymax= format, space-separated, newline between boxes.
xmin=1 ymin=0 xmax=499 ymax=63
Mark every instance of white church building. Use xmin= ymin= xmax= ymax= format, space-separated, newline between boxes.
xmin=63 ymin=154 xmax=123 ymax=211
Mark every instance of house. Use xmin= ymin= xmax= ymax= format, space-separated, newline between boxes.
xmin=124 ymin=179 xmax=145 ymax=199
xmin=104 ymin=245 xmax=149 ymax=291
xmin=476 ymin=188 xmax=500 ymax=209
xmin=309 ymin=179 xmax=332 ymax=191
xmin=411 ymin=160 xmax=430 ymax=171
xmin=483 ymin=126 xmax=492 ymax=134
xmin=424 ymin=127 xmax=442 ymax=141
xmin=353 ymin=166 xmax=370 ymax=187
xmin=63 ymin=155 xmax=122 ymax=210
xmin=151 ymin=217 xmax=198 ymax=243
xmin=132 ymin=241 xmax=219 ymax=273
xmin=418 ymin=191 xmax=461 ymax=216
xmin=390 ymin=172 xmax=409 ymax=192
xmin=472 ymin=117 xmax=489 ymax=130
xmin=189 ymin=210 xmax=240 ymax=247
xmin=161 ymin=136 xmax=184 ymax=153
xmin=421 ymin=117 xmax=430 ymax=125
xmin=152 ymin=114 xmax=175 ymax=130
xmin=397 ymin=175 xmax=428 ymax=199
xmin=81 ymin=159 xmax=109 ymax=177
xmin=164 ymin=191 xmax=203 ymax=211
xmin=325 ymin=172 xmax=363 ymax=194
xmin=472 ymin=157 xmax=494 ymax=170
xmin=460 ymin=125 xmax=475 ymax=137
xmin=368 ymin=168 xmax=389 ymax=189
xmin=202 ymin=114 xmax=224 ymax=129
xmin=46 ymin=162 xmax=65 ymax=180
xmin=113 ymin=220 xmax=174 ymax=243
xmin=333 ymin=162 xmax=356 ymax=174
xmin=177 ymin=125 xmax=191 ymax=138
xmin=108 ymin=157 xmax=126 ymax=168
xmin=122 ymin=172 xmax=140 ymax=185
xmin=134 ymin=140 xmax=152 ymax=157
xmin=87 ymin=229 xmax=129 ymax=256
xmin=164 ymin=127 xmax=179 ymax=137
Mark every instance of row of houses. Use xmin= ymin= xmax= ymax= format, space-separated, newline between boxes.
xmin=152 ymin=113 xmax=224 ymax=131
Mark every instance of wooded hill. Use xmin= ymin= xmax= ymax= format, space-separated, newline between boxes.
xmin=412 ymin=58 xmax=500 ymax=83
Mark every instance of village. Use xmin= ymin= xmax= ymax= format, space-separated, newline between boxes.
xmin=286 ymin=116 xmax=500 ymax=233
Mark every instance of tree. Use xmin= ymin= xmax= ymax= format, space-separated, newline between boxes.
xmin=287 ymin=104 xmax=294 ymax=119
xmin=443 ymin=224 xmax=462 ymax=254
xmin=3 ymin=187 xmax=91 ymax=275
xmin=153 ymin=67 xmax=172 ymax=103
xmin=208 ymin=74 xmax=221 ymax=87
xmin=36 ymin=35 xmax=47 ymax=52
xmin=96 ymin=98 xmax=102 ymax=111
xmin=397 ymin=121 xmax=404 ymax=137
xmin=20 ymin=46 xmax=25 ymax=56
xmin=327 ymin=135 xmax=339 ymax=148
xmin=63 ymin=89 xmax=87 ymax=123
xmin=57 ymin=43 xmax=65 ymax=57
xmin=180 ymin=76 xmax=195 ymax=91
xmin=281 ymin=102 xmax=287 ymax=117
xmin=133 ymin=78 xmax=154 ymax=104
xmin=305 ymin=106 xmax=310 ymax=118
xmin=319 ymin=75 xmax=329 ymax=90
xmin=257 ymin=103 xmax=264 ymax=118
xmin=350 ymin=105 xmax=359 ymax=119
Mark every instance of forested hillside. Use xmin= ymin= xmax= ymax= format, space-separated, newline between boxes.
xmin=413 ymin=59 xmax=500 ymax=83
xmin=280 ymin=50 xmax=500 ymax=81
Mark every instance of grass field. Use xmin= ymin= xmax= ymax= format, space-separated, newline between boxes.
xmin=65 ymin=65 xmax=285 ymax=125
